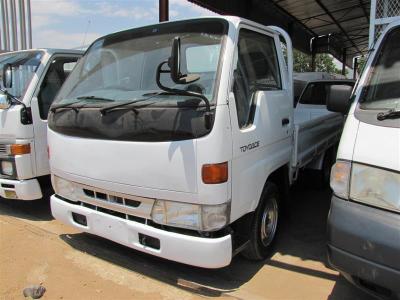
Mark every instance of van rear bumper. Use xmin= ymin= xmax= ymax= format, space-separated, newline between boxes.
xmin=51 ymin=195 xmax=233 ymax=268
xmin=0 ymin=177 xmax=43 ymax=200
xmin=327 ymin=195 xmax=400 ymax=299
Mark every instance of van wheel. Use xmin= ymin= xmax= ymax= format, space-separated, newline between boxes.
xmin=321 ymin=148 xmax=335 ymax=186
xmin=242 ymin=182 xmax=280 ymax=260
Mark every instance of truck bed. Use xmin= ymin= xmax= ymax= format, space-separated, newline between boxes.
xmin=292 ymin=108 xmax=343 ymax=169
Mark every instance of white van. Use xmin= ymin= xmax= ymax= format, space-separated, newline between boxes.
xmin=328 ymin=20 xmax=400 ymax=298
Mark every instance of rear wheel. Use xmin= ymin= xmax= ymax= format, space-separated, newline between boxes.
xmin=242 ymin=182 xmax=280 ymax=260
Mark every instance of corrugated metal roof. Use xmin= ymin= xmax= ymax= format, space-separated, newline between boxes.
xmin=188 ymin=0 xmax=370 ymax=66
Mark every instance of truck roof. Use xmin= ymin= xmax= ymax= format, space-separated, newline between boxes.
xmin=0 ymin=48 xmax=84 ymax=56
xmin=93 ymin=16 xmax=275 ymax=45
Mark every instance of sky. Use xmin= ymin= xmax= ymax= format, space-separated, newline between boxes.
xmin=31 ymin=0 xmax=217 ymax=49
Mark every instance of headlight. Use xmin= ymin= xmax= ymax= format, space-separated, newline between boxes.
xmin=52 ymin=176 xmax=76 ymax=199
xmin=1 ymin=161 xmax=13 ymax=176
xmin=151 ymin=200 xmax=230 ymax=231
xmin=350 ymin=163 xmax=400 ymax=213
xmin=330 ymin=160 xmax=351 ymax=199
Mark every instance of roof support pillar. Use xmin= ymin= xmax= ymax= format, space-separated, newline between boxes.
xmin=342 ymin=48 xmax=347 ymax=75
xmin=353 ymin=57 xmax=358 ymax=79
xmin=159 ymin=0 xmax=169 ymax=22
xmin=311 ymin=37 xmax=317 ymax=71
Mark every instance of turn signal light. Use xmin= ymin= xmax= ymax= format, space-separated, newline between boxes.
xmin=202 ymin=162 xmax=228 ymax=184
xmin=9 ymin=144 xmax=31 ymax=155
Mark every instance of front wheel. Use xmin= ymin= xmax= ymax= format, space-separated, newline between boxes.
xmin=242 ymin=182 xmax=280 ymax=260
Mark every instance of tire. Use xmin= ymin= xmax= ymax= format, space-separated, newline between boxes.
xmin=242 ymin=182 xmax=280 ymax=260
xmin=321 ymin=148 xmax=335 ymax=186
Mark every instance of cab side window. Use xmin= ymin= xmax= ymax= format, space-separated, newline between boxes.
xmin=300 ymin=83 xmax=327 ymax=105
xmin=233 ymin=29 xmax=281 ymax=128
xmin=38 ymin=57 xmax=79 ymax=119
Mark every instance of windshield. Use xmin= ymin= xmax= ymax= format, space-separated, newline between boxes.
xmin=360 ymin=27 xmax=400 ymax=110
xmin=0 ymin=51 xmax=43 ymax=99
xmin=54 ymin=19 xmax=227 ymax=107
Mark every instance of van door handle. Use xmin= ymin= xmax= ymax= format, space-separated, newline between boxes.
xmin=282 ymin=118 xmax=290 ymax=126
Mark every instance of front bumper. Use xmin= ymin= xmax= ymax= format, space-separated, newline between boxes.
xmin=51 ymin=195 xmax=233 ymax=268
xmin=0 ymin=177 xmax=43 ymax=200
xmin=327 ymin=195 xmax=400 ymax=299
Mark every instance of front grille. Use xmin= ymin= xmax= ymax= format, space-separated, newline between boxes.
xmin=83 ymin=188 xmax=141 ymax=208
xmin=63 ymin=197 xmax=147 ymax=224
xmin=0 ymin=145 xmax=7 ymax=155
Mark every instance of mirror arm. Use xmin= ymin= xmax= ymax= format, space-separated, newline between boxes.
xmin=156 ymin=61 xmax=212 ymax=129
xmin=0 ymin=87 xmax=32 ymax=124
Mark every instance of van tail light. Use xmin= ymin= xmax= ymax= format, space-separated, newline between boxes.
xmin=202 ymin=162 xmax=228 ymax=184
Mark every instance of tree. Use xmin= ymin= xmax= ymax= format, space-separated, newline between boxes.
xmin=293 ymin=49 xmax=343 ymax=75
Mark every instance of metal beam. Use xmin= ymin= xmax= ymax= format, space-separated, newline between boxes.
xmin=18 ymin=0 xmax=26 ymax=49
xmin=10 ymin=0 xmax=18 ymax=50
xmin=1 ymin=0 xmax=10 ymax=50
xmin=26 ymin=0 xmax=32 ymax=48
xmin=159 ymin=0 xmax=168 ymax=22
xmin=314 ymin=0 xmax=361 ymax=55
xmin=353 ymin=57 xmax=358 ymax=79
xmin=342 ymin=48 xmax=347 ymax=75
xmin=300 ymin=4 xmax=365 ymax=22
xmin=309 ymin=15 xmax=366 ymax=30
xmin=358 ymin=0 xmax=369 ymax=23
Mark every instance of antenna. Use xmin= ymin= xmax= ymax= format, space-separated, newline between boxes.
xmin=81 ymin=19 xmax=91 ymax=49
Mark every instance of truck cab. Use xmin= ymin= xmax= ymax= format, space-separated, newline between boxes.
xmin=48 ymin=17 xmax=344 ymax=268
xmin=328 ymin=21 xmax=400 ymax=299
xmin=0 ymin=49 xmax=82 ymax=200
xmin=296 ymin=79 xmax=355 ymax=114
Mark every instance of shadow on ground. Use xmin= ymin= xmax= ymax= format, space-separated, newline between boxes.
xmin=56 ymin=170 xmax=373 ymax=299
xmin=0 ymin=195 xmax=53 ymax=221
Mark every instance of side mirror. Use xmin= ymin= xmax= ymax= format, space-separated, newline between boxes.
xmin=168 ymin=37 xmax=182 ymax=84
xmin=167 ymin=37 xmax=199 ymax=84
xmin=3 ymin=63 xmax=13 ymax=88
xmin=327 ymin=85 xmax=353 ymax=114
xmin=0 ymin=93 xmax=11 ymax=110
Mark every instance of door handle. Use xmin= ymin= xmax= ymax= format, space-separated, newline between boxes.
xmin=282 ymin=118 xmax=290 ymax=126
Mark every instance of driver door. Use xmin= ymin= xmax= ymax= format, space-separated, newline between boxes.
xmin=30 ymin=54 xmax=81 ymax=178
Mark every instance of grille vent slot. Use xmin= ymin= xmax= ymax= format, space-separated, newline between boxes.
xmin=83 ymin=188 xmax=141 ymax=208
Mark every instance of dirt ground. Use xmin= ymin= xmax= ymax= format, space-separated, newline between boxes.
xmin=0 ymin=177 xmax=374 ymax=300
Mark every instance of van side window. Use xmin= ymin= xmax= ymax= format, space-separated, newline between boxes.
xmin=38 ymin=57 xmax=79 ymax=120
xmin=233 ymin=29 xmax=281 ymax=128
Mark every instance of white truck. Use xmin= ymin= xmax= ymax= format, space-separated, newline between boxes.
xmin=48 ymin=17 xmax=343 ymax=268
xmin=328 ymin=20 xmax=400 ymax=298
xmin=0 ymin=49 xmax=82 ymax=200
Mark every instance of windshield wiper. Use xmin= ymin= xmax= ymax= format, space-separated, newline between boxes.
xmin=377 ymin=109 xmax=400 ymax=121
xmin=0 ymin=87 xmax=26 ymax=108
xmin=76 ymin=95 xmax=115 ymax=102
xmin=51 ymin=96 xmax=115 ymax=113
xmin=100 ymin=92 xmax=165 ymax=115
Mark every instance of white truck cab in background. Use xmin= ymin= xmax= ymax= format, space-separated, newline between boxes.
xmin=0 ymin=49 xmax=82 ymax=200
xmin=296 ymin=79 xmax=355 ymax=114
xmin=328 ymin=20 xmax=400 ymax=299
xmin=49 ymin=17 xmax=344 ymax=268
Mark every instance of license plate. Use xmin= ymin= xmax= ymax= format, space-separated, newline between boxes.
xmin=4 ymin=190 xmax=17 ymax=199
